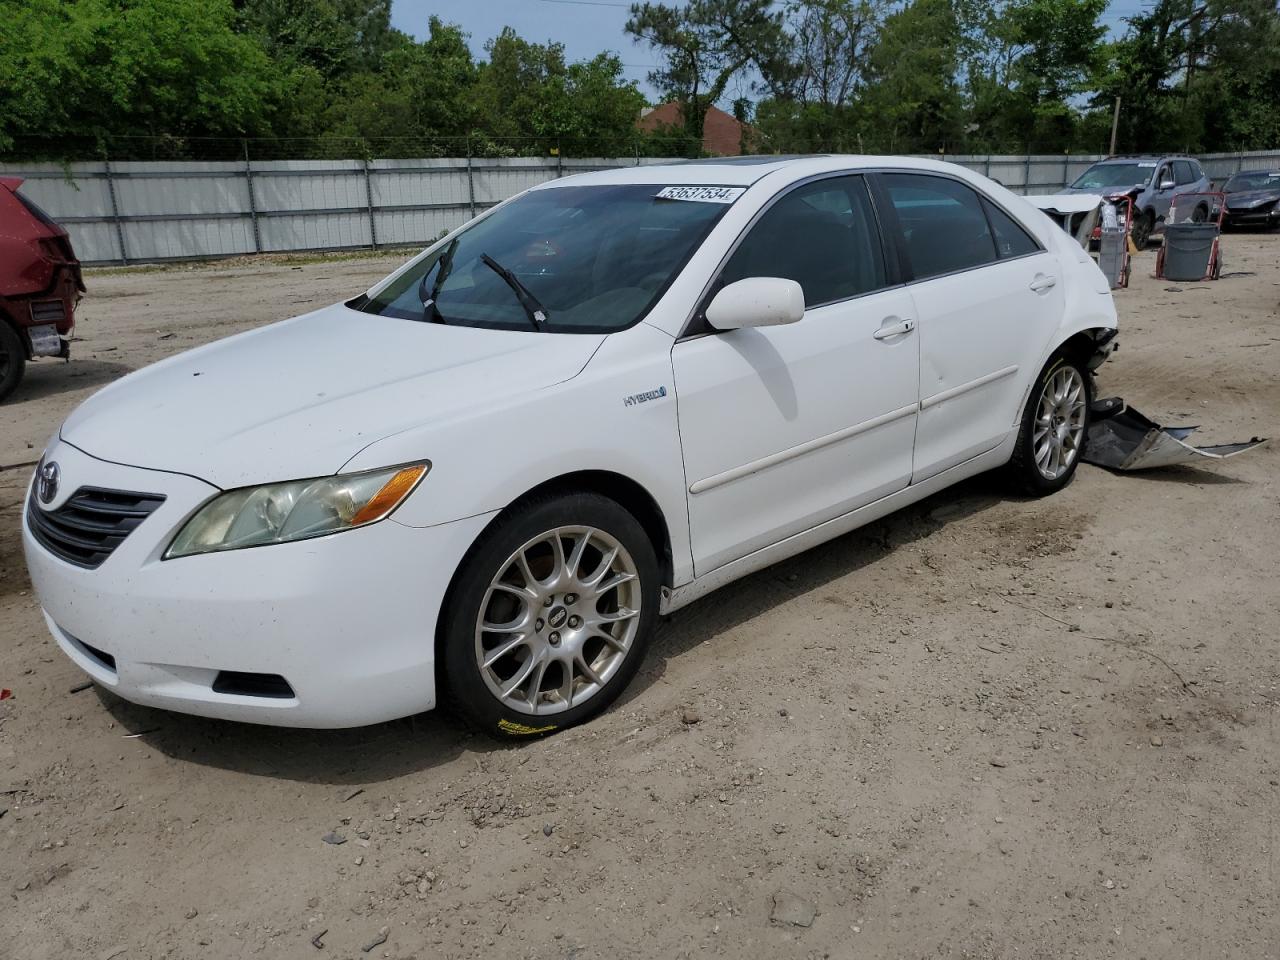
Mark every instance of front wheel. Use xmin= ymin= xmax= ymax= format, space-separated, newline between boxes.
xmin=440 ymin=491 xmax=660 ymax=739
xmin=1005 ymin=354 xmax=1092 ymax=495
xmin=1131 ymin=210 xmax=1155 ymax=251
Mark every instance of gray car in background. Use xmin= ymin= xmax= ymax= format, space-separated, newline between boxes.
xmin=1065 ymin=155 xmax=1213 ymax=249
xmin=1220 ymin=169 xmax=1280 ymax=229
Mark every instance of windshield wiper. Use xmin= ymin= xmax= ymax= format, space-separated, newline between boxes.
xmin=480 ymin=253 xmax=549 ymax=330
xmin=418 ymin=238 xmax=459 ymax=324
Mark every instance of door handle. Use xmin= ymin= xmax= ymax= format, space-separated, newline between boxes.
xmin=1029 ymin=275 xmax=1058 ymax=293
xmin=873 ymin=317 xmax=915 ymax=340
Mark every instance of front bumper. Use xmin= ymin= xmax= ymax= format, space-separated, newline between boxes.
xmin=1223 ymin=205 xmax=1279 ymax=226
xmin=22 ymin=440 xmax=495 ymax=728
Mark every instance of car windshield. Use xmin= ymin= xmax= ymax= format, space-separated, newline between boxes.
xmin=1071 ymin=162 xmax=1155 ymax=190
xmin=1223 ymin=171 xmax=1280 ymax=193
xmin=358 ymin=184 xmax=735 ymax=333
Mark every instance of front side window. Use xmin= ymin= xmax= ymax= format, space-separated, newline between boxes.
xmin=1174 ymin=160 xmax=1197 ymax=185
xmin=718 ymin=175 xmax=888 ymax=307
xmin=882 ymin=173 xmax=998 ymax=279
xmin=359 ymin=184 xmax=733 ymax=333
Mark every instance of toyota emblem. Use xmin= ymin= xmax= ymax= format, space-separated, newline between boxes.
xmin=37 ymin=460 xmax=59 ymax=505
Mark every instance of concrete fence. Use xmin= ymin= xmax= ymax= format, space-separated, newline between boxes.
xmin=3 ymin=149 xmax=1277 ymax=266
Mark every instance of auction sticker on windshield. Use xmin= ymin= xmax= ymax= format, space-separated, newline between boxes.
xmin=655 ymin=186 xmax=745 ymax=203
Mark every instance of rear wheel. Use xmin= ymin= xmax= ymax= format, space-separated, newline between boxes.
xmin=1132 ymin=210 xmax=1155 ymax=250
xmin=440 ymin=491 xmax=659 ymax=739
xmin=0 ymin=322 xmax=27 ymax=403
xmin=1006 ymin=353 xmax=1092 ymax=496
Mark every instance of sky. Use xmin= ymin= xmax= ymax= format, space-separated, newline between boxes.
xmin=391 ymin=0 xmax=1154 ymax=104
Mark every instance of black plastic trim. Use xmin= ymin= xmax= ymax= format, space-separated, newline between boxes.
xmin=28 ymin=485 xmax=166 ymax=569
xmin=212 ymin=671 xmax=295 ymax=699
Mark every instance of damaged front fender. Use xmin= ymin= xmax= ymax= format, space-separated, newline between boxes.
xmin=1085 ymin=328 xmax=1119 ymax=372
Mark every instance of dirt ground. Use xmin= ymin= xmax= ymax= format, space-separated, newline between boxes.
xmin=2 ymin=236 xmax=1278 ymax=960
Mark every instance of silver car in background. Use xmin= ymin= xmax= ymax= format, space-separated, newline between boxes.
xmin=1065 ymin=155 xmax=1212 ymax=248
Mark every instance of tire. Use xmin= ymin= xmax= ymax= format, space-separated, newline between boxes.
xmin=1192 ymin=204 xmax=1208 ymax=223
xmin=0 ymin=322 xmax=27 ymax=403
xmin=440 ymin=491 xmax=660 ymax=739
xmin=1132 ymin=210 xmax=1155 ymax=251
xmin=1005 ymin=352 xmax=1093 ymax=496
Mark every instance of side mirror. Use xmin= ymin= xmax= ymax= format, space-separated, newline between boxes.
xmin=705 ymin=277 xmax=805 ymax=331
xmin=1159 ymin=179 xmax=1175 ymax=190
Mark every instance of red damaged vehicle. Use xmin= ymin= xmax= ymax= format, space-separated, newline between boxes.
xmin=0 ymin=177 xmax=83 ymax=401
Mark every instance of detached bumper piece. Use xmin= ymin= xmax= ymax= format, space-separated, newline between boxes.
xmin=1084 ymin=399 xmax=1267 ymax=471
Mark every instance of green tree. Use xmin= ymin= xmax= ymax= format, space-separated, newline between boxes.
xmin=474 ymin=29 xmax=645 ymax=153
xmin=754 ymin=0 xmax=891 ymax=151
xmin=960 ymin=0 xmax=1107 ymax=151
xmin=625 ymin=0 xmax=789 ymax=147
xmin=861 ymin=0 xmax=965 ymax=151
xmin=1090 ymin=0 xmax=1280 ymax=152
xmin=0 ymin=0 xmax=278 ymax=154
xmin=318 ymin=17 xmax=478 ymax=149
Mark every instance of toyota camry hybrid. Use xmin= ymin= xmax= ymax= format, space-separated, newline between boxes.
xmin=22 ymin=156 xmax=1117 ymax=737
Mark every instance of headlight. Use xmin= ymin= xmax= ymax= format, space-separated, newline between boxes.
xmin=165 ymin=463 xmax=429 ymax=559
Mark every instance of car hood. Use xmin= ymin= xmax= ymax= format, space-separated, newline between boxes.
xmin=61 ymin=304 xmax=605 ymax=489
xmin=1062 ymin=185 xmax=1141 ymax=197
xmin=1225 ymin=189 xmax=1280 ymax=209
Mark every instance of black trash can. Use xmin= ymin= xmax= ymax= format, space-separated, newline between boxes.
xmin=1162 ymin=223 xmax=1218 ymax=281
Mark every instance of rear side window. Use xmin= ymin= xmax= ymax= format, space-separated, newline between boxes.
xmin=1174 ymin=160 xmax=1197 ymax=185
xmin=14 ymin=187 xmax=59 ymax=228
xmin=882 ymin=173 xmax=997 ymax=279
xmin=981 ymin=198 xmax=1040 ymax=259
xmin=719 ymin=175 xmax=888 ymax=307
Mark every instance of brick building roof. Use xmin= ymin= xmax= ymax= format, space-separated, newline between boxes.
xmin=637 ymin=102 xmax=751 ymax=156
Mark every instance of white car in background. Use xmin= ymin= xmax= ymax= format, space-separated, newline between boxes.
xmin=23 ymin=156 xmax=1117 ymax=737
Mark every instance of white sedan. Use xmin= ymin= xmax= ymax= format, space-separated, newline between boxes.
xmin=22 ymin=156 xmax=1117 ymax=736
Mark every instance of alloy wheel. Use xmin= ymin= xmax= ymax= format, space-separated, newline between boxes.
xmin=1033 ymin=365 xmax=1087 ymax=480
xmin=474 ymin=525 xmax=642 ymax=716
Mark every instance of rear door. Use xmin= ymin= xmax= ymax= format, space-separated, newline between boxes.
xmin=671 ymin=174 xmax=919 ymax=575
xmin=874 ymin=171 xmax=1065 ymax=482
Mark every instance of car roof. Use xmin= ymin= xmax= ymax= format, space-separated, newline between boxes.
xmin=534 ymin=154 xmax=1005 ymax=190
xmin=1096 ymin=154 xmax=1195 ymax=163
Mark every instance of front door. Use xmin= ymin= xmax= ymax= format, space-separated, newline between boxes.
xmin=672 ymin=174 xmax=919 ymax=576
xmin=1151 ymin=162 xmax=1177 ymax=220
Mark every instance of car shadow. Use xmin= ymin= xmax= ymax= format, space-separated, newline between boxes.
xmin=1089 ymin=463 xmax=1247 ymax=486
xmin=622 ymin=474 xmax=1007 ymax=707
xmin=97 ymin=687 xmax=504 ymax=785
xmin=103 ymin=474 xmax=1009 ymax=784
xmin=8 ymin=357 xmax=134 ymax=403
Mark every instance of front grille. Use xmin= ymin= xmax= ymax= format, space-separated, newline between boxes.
xmin=28 ymin=486 xmax=166 ymax=569
xmin=30 ymin=300 xmax=66 ymax=323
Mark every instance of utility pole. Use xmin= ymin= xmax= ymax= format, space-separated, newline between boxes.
xmin=1108 ymin=97 xmax=1121 ymax=155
